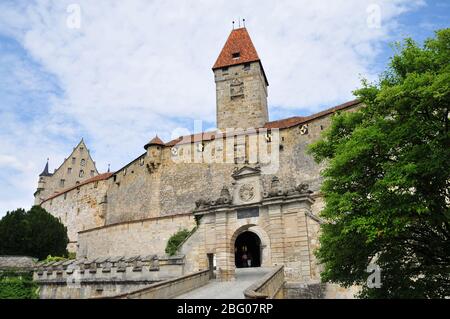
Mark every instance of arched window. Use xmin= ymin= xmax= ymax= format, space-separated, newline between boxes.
xmin=79 ymin=170 xmax=84 ymax=177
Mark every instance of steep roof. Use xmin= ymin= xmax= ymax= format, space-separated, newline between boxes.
xmin=144 ymin=135 xmax=165 ymax=150
xmin=213 ymin=27 xmax=263 ymax=71
xmin=41 ymin=172 xmax=113 ymax=203
xmin=39 ymin=160 xmax=52 ymax=177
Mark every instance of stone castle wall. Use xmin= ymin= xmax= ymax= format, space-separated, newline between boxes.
xmin=40 ymin=178 xmax=109 ymax=252
xmin=40 ymin=103 xmax=360 ymax=262
xmin=77 ymin=213 xmax=196 ymax=259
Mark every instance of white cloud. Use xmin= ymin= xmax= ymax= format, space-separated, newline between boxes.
xmin=0 ymin=0 xmax=425 ymax=216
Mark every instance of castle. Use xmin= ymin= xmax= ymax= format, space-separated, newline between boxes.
xmin=34 ymin=27 xmax=360 ymax=295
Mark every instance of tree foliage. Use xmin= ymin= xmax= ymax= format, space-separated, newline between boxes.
xmin=0 ymin=206 xmax=69 ymax=260
xmin=308 ymin=29 xmax=450 ymax=298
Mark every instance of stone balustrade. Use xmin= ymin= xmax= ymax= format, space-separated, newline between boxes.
xmin=33 ymin=254 xmax=186 ymax=299
xmin=244 ymin=265 xmax=285 ymax=299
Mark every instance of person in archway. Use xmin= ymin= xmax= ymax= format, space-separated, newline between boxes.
xmin=247 ymin=252 xmax=252 ymax=267
xmin=241 ymin=252 xmax=248 ymax=267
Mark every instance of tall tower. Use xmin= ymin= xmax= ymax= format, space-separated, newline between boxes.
xmin=213 ymin=27 xmax=269 ymax=130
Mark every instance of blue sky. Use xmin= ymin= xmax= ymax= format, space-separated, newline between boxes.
xmin=0 ymin=0 xmax=448 ymax=217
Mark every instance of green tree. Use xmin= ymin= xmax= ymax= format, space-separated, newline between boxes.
xmin=0 ymin=206 xmax=69 ymax=260
xmin=308 ymin=29 xmax=450 ymax=298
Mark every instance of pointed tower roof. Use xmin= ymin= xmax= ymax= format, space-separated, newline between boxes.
xmin=39 ymin=159 xmax=52 ymax=177
xmin=144 ymin=135 xmax=165 ymax=150
xmin=213 ymin=27 xmax=268 ymax=85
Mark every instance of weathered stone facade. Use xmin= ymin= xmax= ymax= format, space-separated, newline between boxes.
xmin=215 ymin=62 xmax=268 ymax=130
xmin=34 ymin=139 xmax=99 ymax=205
xmin=33 ymin=27 xmax=362 ymax=297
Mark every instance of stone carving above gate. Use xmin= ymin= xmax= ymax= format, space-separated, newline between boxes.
xmin=239 ymin=184 xmax=255 ymax=202
xmin=262 ymin=176 xmax=313 ymax=198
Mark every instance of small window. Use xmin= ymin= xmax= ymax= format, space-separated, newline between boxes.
xmin=222 ymin=67 xmax=229 ymax=74
xmin=67 ymin=167 xmax=72 ymax=174
xmin=94 ymin=181 xmax=98 ymax=188
xmin=80 ymin=147 xmax=84 ymax=153
xmin=232 ymin=52 xmax=240 ymax=59
xmin=80 ymin=159 xmax=86 ymax=166
xmin=72 ymin=157 xmax=76 ymax=164
xmin=243 ymin=63 xmax=250 ymax=70
xmin=90 ymin=170 xmax=95 ymax=177
xmin=79 ymin=170 xmax=84 ymax=178
xmin=60 ymin=179 xmax=65 ymax=187
xmin=64 ymin=193 xmax=67 ymax=200
xmin=139 ymin=157 xmax=145 ymax=166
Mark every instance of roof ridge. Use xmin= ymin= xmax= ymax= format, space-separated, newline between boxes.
xmin=41 ymin=172 xmax=113 ymax=203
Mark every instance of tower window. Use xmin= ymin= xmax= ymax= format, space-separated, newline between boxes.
xmin=90 ymin=170 xmax=95 ymax=177
xmin=244 ymin=63 xmax=250 ymax=70
xmin=60 ymin=179 xmax=65 ymax=187
xmin=222 ymin=67 xmax=229 ymax=74
xmin=80 ymin=159 xmax=86 ymax=166
xmin=67 ymin=167 xmax=72 ymax=174
xmin=72 ymin=157 xmax=76 ymax=164
xmin=232 ymin=52 xmax=240 ymax=59
xmin=79 ymin=170 xmax=84 ymax=178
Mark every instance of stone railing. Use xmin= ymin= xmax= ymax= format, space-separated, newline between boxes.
xmin=0 ymin=256 xmax=37 ymax=272
xmin=101 ymin=269 xmax=210 ymax=299
xmin=33 ymin=255 xmax=186 ymax=299
xmin=244 ymin=265 xmax=285 ymax=299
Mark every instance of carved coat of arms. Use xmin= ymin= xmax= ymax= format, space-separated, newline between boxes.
xmin=239 ymin=184 xmax=255 ymax=202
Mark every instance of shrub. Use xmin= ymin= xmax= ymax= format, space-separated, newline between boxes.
xmin=0 ymin=271 xmax=39 ymax=299
xmin=165 ymin=229 xmax=191 ymax=256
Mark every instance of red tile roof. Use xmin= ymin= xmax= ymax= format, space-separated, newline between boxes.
xmin=144 ymin=135 xmax=165 ymax=149
xmin=213 ymin=28 xmax=261 ymax=70
xmin=165 ymin=100 xmax=361 ymax=146
xmin=264 ymin=99 xmax=360 ymax=129
xmin=41 ymin=173 xmax=113 ymax=203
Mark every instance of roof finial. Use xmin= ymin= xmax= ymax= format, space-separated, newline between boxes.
xmin=232 ymin=20 xmax=235 ymax=30
xmin=107 ymin=164 xmax=110 ymax=173
xmin=243 ymin=18 xmax=246 ymax=28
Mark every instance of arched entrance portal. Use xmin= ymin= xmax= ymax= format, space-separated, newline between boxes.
xmin=234 ymin=231 xmax=261 ymax=268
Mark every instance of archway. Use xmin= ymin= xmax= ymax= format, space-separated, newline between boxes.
xmin=234 ymin=231 xmax=261 ymax=268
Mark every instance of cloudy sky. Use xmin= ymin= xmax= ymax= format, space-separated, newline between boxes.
xmin=0 ymin=0 xmax=448 ymax=216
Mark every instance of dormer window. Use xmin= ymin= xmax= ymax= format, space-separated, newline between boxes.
xmin=232 ymin=52 xmax=240 ymax=59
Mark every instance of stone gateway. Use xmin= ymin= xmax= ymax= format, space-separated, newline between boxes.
xmin=34 ymin=27 xmax=361 ymax=298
